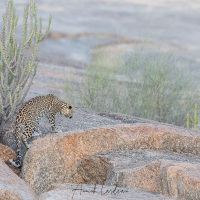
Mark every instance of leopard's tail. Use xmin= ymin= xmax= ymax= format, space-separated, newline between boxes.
xmin=9 ymin=125 xmax=22 ymax=168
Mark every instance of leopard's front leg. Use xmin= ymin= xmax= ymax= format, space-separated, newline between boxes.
xmin=32 ymin=116 xmax=42 ymax=137
xmin=47 ymin=112 xmax=62 ymax=133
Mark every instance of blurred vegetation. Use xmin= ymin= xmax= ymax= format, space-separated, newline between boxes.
xmin=65 ymin=45 xmax=200 ymax=127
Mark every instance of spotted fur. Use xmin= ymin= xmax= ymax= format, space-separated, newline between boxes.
xmin=9 ymin=94 xmax=73 ymax=168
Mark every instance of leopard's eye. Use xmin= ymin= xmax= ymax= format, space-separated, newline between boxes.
xmin=69 ymin=106 xmax=72 ymax=110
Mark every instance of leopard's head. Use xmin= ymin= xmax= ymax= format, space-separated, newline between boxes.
xmin=60 ymin=102 xmax=73 ymax=118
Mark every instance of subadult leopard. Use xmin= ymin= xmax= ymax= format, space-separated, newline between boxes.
xmin=9 ymin=94 xmax=73 ymax=168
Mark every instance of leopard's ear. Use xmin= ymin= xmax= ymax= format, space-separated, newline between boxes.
xmin=69 ymin=105 xmax=72 ymax=110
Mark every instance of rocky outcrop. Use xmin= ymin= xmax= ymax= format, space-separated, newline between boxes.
xmin=107 ymin=159 xmax=200 ymax=200
xmin=0 ymin=143 xmax=20 ymax=176
xmin=21 ymin=123 xmax=200 ymax=199
xmin=107 ymin=160 xmax=161 ymax=192
xmin=21 ymin=125 xmax=125 ymax=194
xmin=0 ymin=158 xmax=37 ymax=200
xmin=160 ymin=160 xmax=200 ymax=200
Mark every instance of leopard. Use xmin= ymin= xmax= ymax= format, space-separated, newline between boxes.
xmin=9 ymin=94 xmax=73 ymax=168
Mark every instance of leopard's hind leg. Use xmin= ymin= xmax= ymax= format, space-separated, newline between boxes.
xmin=21 ymin=125 xmax=34 ymax=149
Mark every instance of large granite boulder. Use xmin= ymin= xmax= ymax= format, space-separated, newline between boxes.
xmin=22 ymin=125 xmax=125 ymax=194
xmin=107 ymin=159 xmax=200 ymax=200
xmin=21 ymin=123 xmax=200 ymax=199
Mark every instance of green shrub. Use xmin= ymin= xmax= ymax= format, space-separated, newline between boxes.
xmin=65 ymin=46 xmax=199 ymax=126
xmin=0 ymin=0 xmax=51 ymax=121
xmin=124 ymin=48 xmax=199 ymax=126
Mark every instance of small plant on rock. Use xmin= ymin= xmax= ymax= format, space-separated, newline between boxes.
xmin=185 ymin=104 xmax=199 ymax=129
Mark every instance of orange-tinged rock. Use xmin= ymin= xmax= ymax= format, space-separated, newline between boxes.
xmin=160 ymin=160 xmax=200 ymax=200
xmin=118 ymin=161 xmax=161 ymax=192
xmin=0 ymin=143 xmax=20 ymax=176
xmin=75 ymin=156 xmax=110 ymax=185
xmin=22 ymin=127 xmax=124 ymax=194
xmin=21 ymin=123 xmax=200 ymax=197
xmin=109 ymin=159 xmax=200 ymax=200
xmin=0 ymin=143 xmax=16 ymax=161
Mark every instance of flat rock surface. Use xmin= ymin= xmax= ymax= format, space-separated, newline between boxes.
xmin=37 ymin=107 xmax=180 ymax=134
xmin=38 ymin=183 xmax=173 ymax=200
xmin=100 ymin=148 xmax=200 ymax=172
xmin=38 ymin=108 xmax=126 ymax=134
